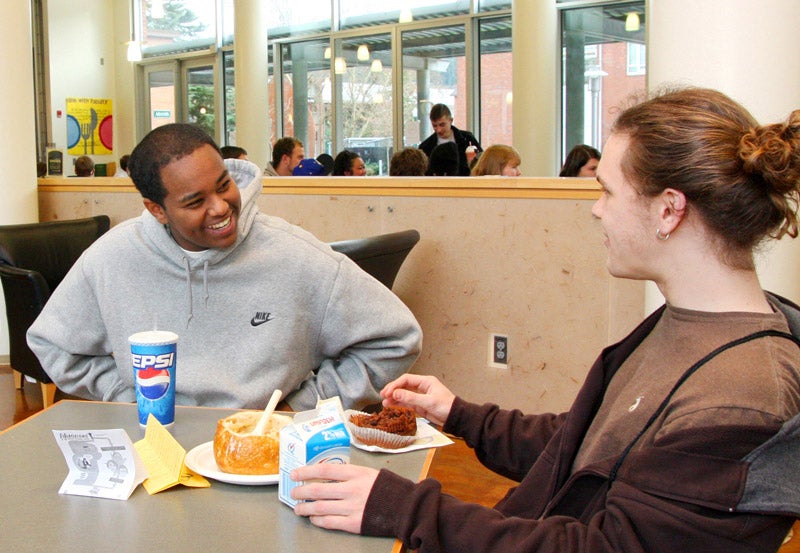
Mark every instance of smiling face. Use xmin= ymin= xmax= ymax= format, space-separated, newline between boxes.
xmin=144 ymin=144 xmax=241 ymax=251
xmin=347 ymin=156 xmax=367 ymax=176
xmin=591 ymin=134 xmax=656 ymax=280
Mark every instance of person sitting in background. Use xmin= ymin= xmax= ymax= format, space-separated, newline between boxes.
xmin=74 ymin=155 xmax=94 ymax=177
xmin=293 ymin=158 xmax=328 ymax=176
xmin=220 ymin=145 xmax=248 ymax=160
xmin=390 ymin=148 xmax=428 ymax=176
xmin=418 ymin=103 xmax=482 ymax=176
xmin=28 ymin=123 xmax=422 ymax=412
xmin=288 ymin=87 xmax=800 ymax=553
xmin=559 ymin=144 xmax=601 ymax=177
xmin=333 ymin=150 xmax=367 ymax=176
xmin=265 ymin=137 xmax=304 ymax=176
xmin=471 ymin=144 xmax=522 ymax=176
xmin=427 ymin=142 xmax=460 ymax=176
xmin=113 ymin=154 xmax=130 ymax=177
xmin=316 ymin=153 xmax=335 ymax=175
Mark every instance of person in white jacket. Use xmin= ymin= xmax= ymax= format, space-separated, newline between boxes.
xmin=27 ymin=123 xmax=422 ymax=412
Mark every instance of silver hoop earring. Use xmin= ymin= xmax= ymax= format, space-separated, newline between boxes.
xmin=656 ymin=228 xmax=670 ymax=241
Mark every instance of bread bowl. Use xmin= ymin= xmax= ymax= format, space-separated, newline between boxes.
xmin=213 ymin=411 xmax=292 ymax=475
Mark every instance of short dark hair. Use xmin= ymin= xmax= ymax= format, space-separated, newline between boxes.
xmin=271 ymin=137 xmax=302 ymax=168
xmin=316 ymin=153 xmax=334 ymax=175
xmin=559 ymin=144 xmax=601 ymax=177
xmin=220 ymin=145 xmax=247 ymax=159
xmin=429 ymin=103 xmax=452 ymax=121
xmin=129 ymin=123 xmax=220 ymax=205
xmin=390 ymin=148 xmax=428 ymax=176
xmin=427 ymin=142 xmax=459 ymax=176
xmin=75 ymin=156 xmax=94 ymax=176
xmin=119 ymin=154 xmax=130 ymax=171
xmin=333 ymin=150 xmax=360 ymax=176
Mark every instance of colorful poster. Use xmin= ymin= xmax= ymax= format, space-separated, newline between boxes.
xmin=66 ymin=98 xmax=113 ymax=155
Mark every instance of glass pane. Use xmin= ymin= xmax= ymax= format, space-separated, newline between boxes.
xmin=148 ymin=69 xmax=175 ymax=130
xmin=186 ymin=65 xmax=216 ymax=141
xmin=340 ymin=0 xmax=469 ymax=29
xmin=478 ymin=0 xmax=511 ymax=12
xmin=401 ymin=24 xmax=466 ymax=148
xmin=221 ymin=0 xmax=234 ymax=46
xmin=280 ymin=40 xmax=331 ymax=158
xmin=268 ymin=47 xmax=276 ymax=147
xmin=560 ymin=2 xmax=645 ymax=159
xmin=335 ymin=33 xmax=394 ymax=175
xmin=267 ymin=0 xmax=330 ymax=39
xmin=478 ymin=16 xmax=512 ymax=148
xmin=141 ymin=0 xmax=217 ymax=56
xmin=222 ymin=52 xmax=235 ymax=145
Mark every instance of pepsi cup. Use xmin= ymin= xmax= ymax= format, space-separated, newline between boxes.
xmin=129 ymin=331 xmax=178 ymax=427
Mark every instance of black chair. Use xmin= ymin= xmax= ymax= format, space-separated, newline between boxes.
xmin=0 ymin=215 xmax=111 ymax=407
xmin=329 ymin=229 xmax=420 ymax=290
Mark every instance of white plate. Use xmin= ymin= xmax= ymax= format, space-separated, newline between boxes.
xmin=184 ymin=441 xmax=279 ymax=486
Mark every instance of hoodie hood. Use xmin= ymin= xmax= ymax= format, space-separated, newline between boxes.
xmin=140 ymin=157 xmax=263 ymax=268
xmin=139 ymin=157 xmax=264 ymax=325
xmin=737 ymin=292 xmax=800 ymax=516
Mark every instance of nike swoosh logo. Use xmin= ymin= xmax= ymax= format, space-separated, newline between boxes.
xmin=250 ymin=313 xmax=274 ymax=327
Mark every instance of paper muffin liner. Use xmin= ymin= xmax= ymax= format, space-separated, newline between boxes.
xmin=346 ymin=410 xmax=418 ymax=449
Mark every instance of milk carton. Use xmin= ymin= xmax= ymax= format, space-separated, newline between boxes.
xmin=278 ymin=398 xmax=351 ymax=508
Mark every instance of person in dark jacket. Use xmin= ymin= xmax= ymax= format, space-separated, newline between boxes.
xmin=418 ymin=103 xmax=481 ymax=176
xmin=289 ymin=87 xmax=800 ymax=553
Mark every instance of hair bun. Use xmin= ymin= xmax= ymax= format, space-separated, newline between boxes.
xmin=739 ymin=110 xmax=800 ymax=194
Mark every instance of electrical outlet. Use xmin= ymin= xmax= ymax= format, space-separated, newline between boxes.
xmin=489 ymin=334 xmax=508 ymax=368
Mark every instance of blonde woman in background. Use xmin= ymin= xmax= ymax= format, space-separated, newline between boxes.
xmin=471 ymin=144 xmax=521 ymax=176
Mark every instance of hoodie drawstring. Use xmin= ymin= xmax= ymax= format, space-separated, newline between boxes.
xmin=181 ymin=258 xmax=211 ymax=327
xmin=182 ymin=256 xmax=193 ymax=327
xmin=202 ymin=260 xmax=210 ymax=307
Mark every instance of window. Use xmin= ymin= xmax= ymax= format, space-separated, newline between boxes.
xmin=339 ymin=0 xmax=469 ymax=29
xmin=146 ymin=66 xmax=176 ymax=130
xmin=222 ymin=51 xmax=236 ymax=145
xmin=267 ymin=0 xmax=331 ymax=40
xmin=401 ymin=24 xmax=467 ymax=148
xmin=335 ymin=33 xmax=394 ymax=174
xmin=185 ymin=62 xmax=216 ymax=140
xmin=478 ymin=0 xmax=511 ymax=11
xmin=280 ymin=39 xmax=331 ymax=158
xmin=560 ymin=1 xmax=646 ymax=158
xmin=478 ymin=16 xmax=512 ymax=148
xmin=626 ymin=42 xmax=646 ymax=76
xmin=140 ymin=0 xmax=217 ymax=56
xmin=133 ymin=1 xmax=514 ymax=160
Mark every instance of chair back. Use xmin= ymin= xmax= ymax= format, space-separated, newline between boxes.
xmin=0 ymin=215 xmax=110 ymax=293
xmin=329 ymin=229 xmax=420 ymax=289
xmin=0 ymin=215 xmax=111 ymax=383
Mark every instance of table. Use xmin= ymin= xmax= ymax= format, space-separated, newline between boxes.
xmin=0 ymin=401 xmax=433 ymax=553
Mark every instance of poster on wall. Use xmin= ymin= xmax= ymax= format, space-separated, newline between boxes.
xmin=66 ymin=98 xmax=113 ymax=156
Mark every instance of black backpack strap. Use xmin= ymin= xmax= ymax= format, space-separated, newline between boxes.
xmin=608 ymin=329 xmax=800 ymax=483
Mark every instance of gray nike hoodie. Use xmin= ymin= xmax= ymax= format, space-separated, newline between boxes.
xmin=28 ymin=159 xmax=422 ymax=410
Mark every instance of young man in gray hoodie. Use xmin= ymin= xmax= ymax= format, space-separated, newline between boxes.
xmin=28 ymin=123 xmax=422 ymax=412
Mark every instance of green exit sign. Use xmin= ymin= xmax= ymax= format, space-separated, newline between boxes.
xmin=153 ymin=110 xmax=171 ymax=117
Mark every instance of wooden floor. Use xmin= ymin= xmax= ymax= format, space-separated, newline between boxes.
xmin=2 ymin=364 xmax=798 ymax=551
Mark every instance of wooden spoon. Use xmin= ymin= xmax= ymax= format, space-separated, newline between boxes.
xmin=252 ymin=389 xmax=282 ymax=436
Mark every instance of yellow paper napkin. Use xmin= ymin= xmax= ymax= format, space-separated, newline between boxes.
xmin=133 ymin=414 xmax=210 ymax=494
